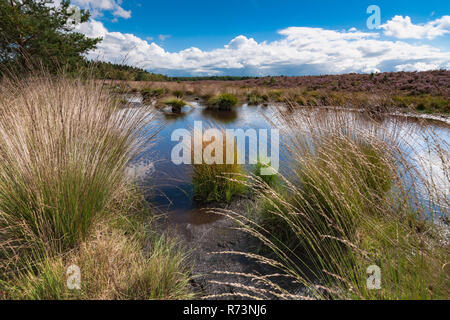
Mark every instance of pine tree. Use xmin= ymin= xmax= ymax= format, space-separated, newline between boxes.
xmin=0 ymin=0 xmax=101 ymax=73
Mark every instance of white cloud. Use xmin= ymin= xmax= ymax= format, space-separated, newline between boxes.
xmin=76 ymin=19 xmax=108 ymax=38
xmin=72 ymin=0 xmax=131 ymax=19
xmin=395 ymin=62 xmax=440 ymax=72
xmin=77 ymin=19 xmax=450 ymax=76
xmin=381 ymin=15 xmax=450 ymax=39
xmin=112 ymin=5 xmax=131 ymax=19
xmin=226 ymin=35 xmax=258 ymax=49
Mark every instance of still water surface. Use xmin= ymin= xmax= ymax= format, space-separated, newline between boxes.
xmin=126 ymin=98 xmax=449 ymax=225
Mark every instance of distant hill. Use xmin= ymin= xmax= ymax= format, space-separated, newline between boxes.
xmin=236 ymin=70 xmax=450 ymax=97
xmin=99 ymin=66 xmax=449 ymax=98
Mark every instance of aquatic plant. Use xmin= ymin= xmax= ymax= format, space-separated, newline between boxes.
xmin=141 ymin=87 xmax=168 ymax=102
xmin=192 ymin=129 xmax=246 ymax=203
xmin=206 ymin=93 xmax=238 ymax=111
xmin=172 ymin=90 xmax=185 ymax=98
xmin=163 ymin=98 xmax=189 ymax=113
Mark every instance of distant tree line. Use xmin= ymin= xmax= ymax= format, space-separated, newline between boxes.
xmin=88 ymin=61 xmax=170 ymax=81
xmin=88 ymin=67 xmax=263 ymax=82
xmin=169 ymin=76 xmax=258 ymax=82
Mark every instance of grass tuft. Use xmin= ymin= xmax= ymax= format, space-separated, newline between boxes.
xmin=247 ymin=91 xmax=267 ymax=105
xmin=163 ymin=98 xmax=189 ymax=113
xmin=207 ymin=93 xmax=238 ymax=111
xmin=192 ymin=128 xmax=246 ymax=203
xmin=0 ymin=74 xmax=191 ymax=300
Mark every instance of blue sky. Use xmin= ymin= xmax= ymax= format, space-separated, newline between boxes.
xmin=106 ymin=0 xmax=450 ymax=51
xmin=71 ymin=0 xmax=450 ymax=76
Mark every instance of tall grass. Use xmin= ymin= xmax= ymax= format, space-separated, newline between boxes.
xmin=392 ymin=94 xmax=449 ymax=113
xmin=214 ymin=108 xmax=449 ymax=299
xmin=192 ymin=128 xmax=246 ymax=203
xmin=0 ymin=75 xmax=150 ymax=255
xmin=0 ymin=74 xmax=192 ymax=300
xmin=247 ymin=91 xmax=268 ymax=106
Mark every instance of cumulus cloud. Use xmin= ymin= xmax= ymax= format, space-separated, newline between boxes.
xmin=76 ymin=19 xmax=108 ymax=38
xmin=77 ymin=19 xmax=450 ymax=76
xmin=72 ymin=0 xmax=131 ymax=19
xmin=395 ymin=62 xmax=440 ymax=72
xmin=381 ymin=15 xmax=450 ymax=39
